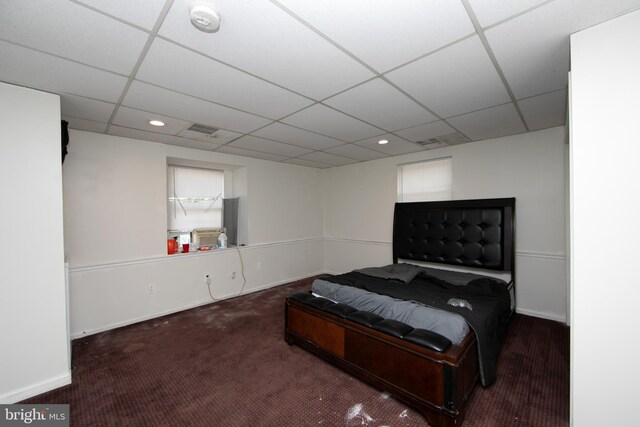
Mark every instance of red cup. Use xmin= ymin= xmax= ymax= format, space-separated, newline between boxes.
xmin=167 ymin=239 xmax=177 ymax=255
xmin=182 ymin=243 xmax=189 ymax=253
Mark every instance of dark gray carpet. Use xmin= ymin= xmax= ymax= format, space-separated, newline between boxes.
xmin=24 ymin=276 xmax=569 ymax=426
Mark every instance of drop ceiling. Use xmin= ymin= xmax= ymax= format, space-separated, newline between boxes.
xmin=1 ymin=0 xmax=639 ymax=168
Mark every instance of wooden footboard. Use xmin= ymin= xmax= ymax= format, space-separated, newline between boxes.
xmin=285 ymin=298 xmax=479 ymax=427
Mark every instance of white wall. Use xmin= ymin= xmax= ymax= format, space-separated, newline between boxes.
xmin=69 ymin=239 xmax=322 ymax=336
xmin=247 ymin=159 xmax=324 ymax=245
xmin=323 ymin=127 xmax=567 ymax=322
xmin=64 ymin=132 xmax=167 ymax=266
xmin=63 ymin=130 xmax=324 ymax=337
xmin=0 ymin=83 xmax=70 ymax=402
xmin=570 ymin=10 xmax=640 ymax=426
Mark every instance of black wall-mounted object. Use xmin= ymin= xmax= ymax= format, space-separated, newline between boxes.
xmin=61 ymin=120 xmax=69 ymax=164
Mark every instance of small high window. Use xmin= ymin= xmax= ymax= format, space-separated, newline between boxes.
xmin=167 ymin=165 xmax=224 ymax=245
xmin=397 ymin=157 xmax=452 ymax=202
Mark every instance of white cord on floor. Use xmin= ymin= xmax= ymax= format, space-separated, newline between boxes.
xmin=205 ymin=245 xmax=247 ymax=301
xmin=236 ymin=245 xmax=247 ymax=297
xmin=207 ymin=281 xmax=216 ymax=301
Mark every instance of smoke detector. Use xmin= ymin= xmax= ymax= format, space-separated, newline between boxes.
xmin=189 ymin=1 xmax=220 ymax=33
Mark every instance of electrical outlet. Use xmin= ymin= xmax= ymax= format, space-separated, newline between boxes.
xmin=148 ymin=284 xmax=155 ymax=294
xmin=256 ymin=262 xmax=262 ymax=271
xmin=204 ymin=273 xmax=211 ymax=286
xmin=231 ymin=271 xmax=236 ymax=280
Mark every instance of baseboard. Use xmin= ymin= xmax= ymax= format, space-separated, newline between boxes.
xmin=0 ymin=371 xmax=71 ymax=404
xmin=71 ymin=270 xmax=325 ymax=339
xmin=516 ymin=307 xmax=567 ymax=324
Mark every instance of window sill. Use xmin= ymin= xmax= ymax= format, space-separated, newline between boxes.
xmin=169 ymin=244 xmax=240 ymax=255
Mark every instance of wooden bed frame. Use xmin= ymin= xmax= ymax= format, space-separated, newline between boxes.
xmin=285 ymin=198 xmax=515 ymax=426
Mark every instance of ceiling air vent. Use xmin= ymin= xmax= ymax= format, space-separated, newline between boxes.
xmin=417 ymin=132 xmax=470 ymax=148
xmin=187 ymin=123 xmax=220 ymax=135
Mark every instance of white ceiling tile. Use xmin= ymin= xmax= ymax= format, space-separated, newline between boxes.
xmin=63 ymin=116 xmax=108 ymax=134
xmin=393 ymin=120 xmax=457 ymax=143
xmin=485 ymin=3 xmax=570 ymax=99
xmin=282 ymin=104 xmax=383 ymax=142
xmin=177 ymin=129 xmax=243 ymax=144
xmin=137 ymin=39 xmax=313 ymax=119
xmin=355 ymin=134 xmax=423 ymax=156
xmin=467 ymin=0 xmax=551 ymax=27
xmin=164 ymin=138 xmax=224 ymax=151
xmin=282 ymin=158 xmax=330 ymax=168
xmin=0 ymin=0 xmax=148 ymax=75
xmin=112 ymin=107 xmax=191 ymax=135
xmin=60 ymin=94 xmax=115 ymax=123
xmin=122 ymin=81 xmax=271 ymax=134
xmin=297 ymin=151 xmax=359 ymax=167
xmin=215 ymin=145 xmax=289 ymax=162
xmin=559 ymin=0 xmax=640 ymax=29
xmin=158 ymin=0 xmax=374 ymax=99
xmin=252 ymin=123 xmax=344 ymax=150
xmin=0 ymin=41 xmax=128 ymax=103
xmin=278 ymin=0 xmax=475 ymax=72
xmin=74 ymin=0 xmax=167 ymax=30
xmin=109 ymin=125 xmax=222 ymax=150
xmin=324 ymin=78 xmax=438 ymax=131
xmin=518 ymin=90 xmax=567 ymax=131
xmin=229 ymin=136 xmax=312 ymax=157
xmin=486 ymin=0 xmax=640 ymax=99
xmin=386 ymin=36 xmax=511 ymax=118
xmin=447 ymin=103 xmax=526 ymax=141
xmin=324 ymin=144 xmax=388 ymax=161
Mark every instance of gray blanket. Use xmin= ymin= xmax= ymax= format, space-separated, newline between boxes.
xmin=312 ymin=279 xmax=469 ymax=345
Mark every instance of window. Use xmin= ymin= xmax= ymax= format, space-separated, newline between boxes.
xmin=167 ymin=165 xmax=224 ymax=241
xmin=397 ymin=157 xmax=452 ymax=202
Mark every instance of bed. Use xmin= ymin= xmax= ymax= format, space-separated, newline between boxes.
xmin=285 ymin=198 xmax=515 ymax=426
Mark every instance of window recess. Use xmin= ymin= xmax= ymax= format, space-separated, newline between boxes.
xmin=167 ymin=165 xmax=224 ymax=246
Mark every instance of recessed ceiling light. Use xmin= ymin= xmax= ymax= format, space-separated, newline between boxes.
xmin=378 ymin=139 xmax=389 ymax=145
xmin=149 ymin=120 xmax=165 ymax=127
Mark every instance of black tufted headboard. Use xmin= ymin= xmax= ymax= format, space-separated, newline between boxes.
xmin=392 ymin=198 xmax=515 ymax=272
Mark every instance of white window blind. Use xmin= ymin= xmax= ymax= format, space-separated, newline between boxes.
xmin=167 ymin=165 xmax=224 ymax=231
xmin=397 ymin=157 xmax=452 ymax=202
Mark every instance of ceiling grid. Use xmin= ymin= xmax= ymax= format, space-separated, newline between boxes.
xmin=2 ymin=0 xmax=639 ymax=167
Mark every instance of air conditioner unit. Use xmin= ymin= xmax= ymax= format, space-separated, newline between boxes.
xmin=193 ymin=229 xmax=222 ymax=248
